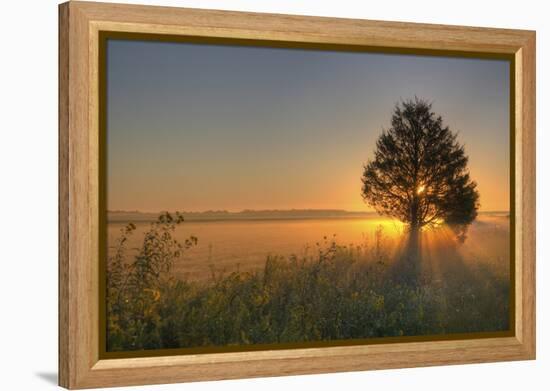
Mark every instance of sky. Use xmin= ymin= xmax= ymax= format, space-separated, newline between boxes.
xmin=106 ymin=39 xmax=510 ymax=213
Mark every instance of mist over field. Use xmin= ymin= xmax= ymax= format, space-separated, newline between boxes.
xmin=106 ymin=211 xmax=510 ymax=351
xmin=107 ymin=211 xmax=509 ymax=282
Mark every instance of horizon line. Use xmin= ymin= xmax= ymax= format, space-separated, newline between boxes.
xmin=107 ymin=208 xmax=511 ymax=214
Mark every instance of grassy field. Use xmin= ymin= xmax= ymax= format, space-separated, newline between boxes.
xmin=106 ymin=212 xmax=510 ymax=352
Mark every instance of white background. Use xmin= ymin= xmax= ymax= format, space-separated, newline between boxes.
xmin=0 ymin=0 xmax=547 ymax=389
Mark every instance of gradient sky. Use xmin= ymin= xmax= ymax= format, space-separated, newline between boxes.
xmin=106 ymin=39 xmax=510 ymax=213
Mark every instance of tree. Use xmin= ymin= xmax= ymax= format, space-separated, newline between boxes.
xmin=361 ymin=98 xmax=479 ymax=235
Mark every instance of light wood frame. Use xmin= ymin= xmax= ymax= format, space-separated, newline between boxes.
xmin=59 ymin=1 xmax=536 ymax=389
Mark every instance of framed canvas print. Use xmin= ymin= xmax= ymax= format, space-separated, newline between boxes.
xmin=58 ymin=1 xmax=536 ymax=389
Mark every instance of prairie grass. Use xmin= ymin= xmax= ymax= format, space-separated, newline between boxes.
xmin=106 ymin=213 xmax=509 ymax=352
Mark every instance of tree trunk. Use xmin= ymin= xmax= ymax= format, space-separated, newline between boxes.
xmin=407 ymin=193 xmax=421 ymax=284
xmin=410 ymin=194 xmax=420 ymax=230
xmin=405 ymin=225 xmax=421 ymax=285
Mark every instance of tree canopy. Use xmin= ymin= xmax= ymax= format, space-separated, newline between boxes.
xmin=361 ymin=98 xmax=479 ymax=234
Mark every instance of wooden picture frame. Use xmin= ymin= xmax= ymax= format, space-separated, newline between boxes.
xmin=59 ymin=1 xmax=536 ymax=389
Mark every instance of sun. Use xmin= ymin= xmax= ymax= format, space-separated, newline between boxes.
xmin=417 ymin=185 xmax=426 ymax=194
